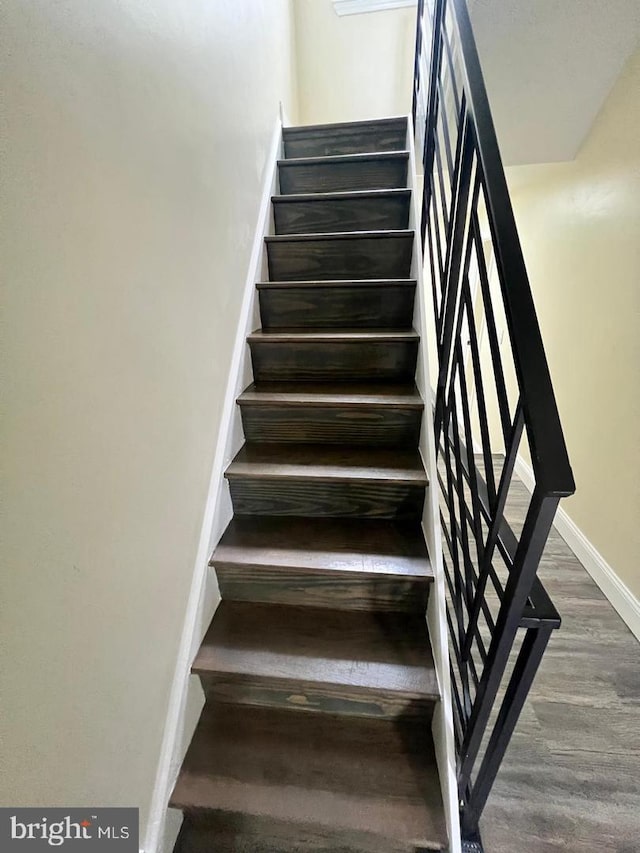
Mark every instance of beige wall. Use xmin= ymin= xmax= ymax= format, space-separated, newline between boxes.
xmin=293 ymin=0 xmax=415 ymax=125
xmin=1 ymin=0 xmax=297 ymax=836
xmin=505 ymin=49 xmax=640 ymax=597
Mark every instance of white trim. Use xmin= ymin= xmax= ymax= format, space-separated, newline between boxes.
xmin=333 ymin=0 xmax=416 ymax=16
xmin=407 ymin=118 xmax=462 ymax=853
xmin=512 ymin=455 xmax=536 ymax=494
xmin=514 ymin=456 xmax=640 ymax=642
xmin=279 ymin=100 xmax=292 ymax=129
xmin=143 ymin=116 xmax=284 ymax=853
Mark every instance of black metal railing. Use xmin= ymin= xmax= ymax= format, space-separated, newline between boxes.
xmin=412 ymin=0 xmax=575 ymax=845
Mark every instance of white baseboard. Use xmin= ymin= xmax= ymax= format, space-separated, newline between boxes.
xmin=514 ymin=456 xmax=640 ymax=642
xmin=143 ymin=115 xmax=284 ymax=853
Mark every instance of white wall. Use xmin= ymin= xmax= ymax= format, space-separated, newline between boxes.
xmin=505 ymin=49 xmax=640 ymax=601
xmin=470 ymin=0 xmax=640 ymax=165
xmin=0 ymin=0 xmax=297 ymax=839
xmin=293 ymin=0 xmax=415 ymax=125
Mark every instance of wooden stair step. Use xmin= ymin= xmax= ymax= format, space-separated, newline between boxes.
xmin=257 ymin=278 xmax=416 ymax=329
xmin=272 ymin=189 xmax=411 ymax=234
xmin=248 ymin=328 xmax=419 ymax=382
xmin=237 ymin=380 xmax=423 ymax=445
xmin=225 ymin=442 xmax=428 ymax=482
xmin=171 ymin=704 xmax=447 ymax=852
xmin=225 ymin=443 xmax=427 ymax=519
xmin=283 ymin=116 xmax=408 ymax=159
xmin=212 ymin=516 xmax=433 ymax=612
xmin=238 ymin=380 xmax=423 ymax=407
xmin=192 ymin=601 xmax=439 ymax=718
xmin=278 ymin=152 xmax=409 ymax=194
xmin=266 ymin=230 xmax=414 ymax=281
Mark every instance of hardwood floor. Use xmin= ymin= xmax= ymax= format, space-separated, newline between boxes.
xmin=480 ymin=477 xmax=640 ymax=853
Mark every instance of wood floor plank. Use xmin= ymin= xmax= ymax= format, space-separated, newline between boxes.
xmin=479 ymin=475 xmax=640 ymax=853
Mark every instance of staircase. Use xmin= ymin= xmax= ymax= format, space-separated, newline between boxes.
xmin=170 ymin=117 xmax=449 ymax=852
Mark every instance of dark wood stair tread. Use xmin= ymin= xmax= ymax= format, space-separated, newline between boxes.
xmin=171 ymin=704 xmax=447 ymax=850
xmin=225 ymin=443 xmax=428 ymax=484
xmin=193 ymin=601 xmax=439 ymax=699
xmin=265 ymin=229 xmax=413 ymax=243
xmin=283 ymin=116 xmax=408 ymax=137
xmin=278 ymin=151 xmax=409 ymax=168
xmin=238 ymin=380 xmax=422 ymax=408
xmin=272 ymin=188 xmax=411 ymax=202
xmin=248 ymin=328 xmax=419 ymax=342
xmin=282 ymin=117 xmax=408 ymax=162
xmin=212 ymin=516 xmax=432 ymax=579
xmin=257 ymin=278 xmax=416 ymax=289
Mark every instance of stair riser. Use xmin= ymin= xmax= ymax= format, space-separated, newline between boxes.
xmin=278 ymin=158 xmax=408 ymax=194
xmin=273 ymin=195 xmax=410 ymax=235
xmin=198 ymin=674 xmax=435 ymax=721
xmin=249 ymin=340 xmax=419 ymax=382
xmin=239 ymin=404 xmax=422 ymax=446
xmin=259 ymin=284 xmax=415 ymax=328
xmin=284 ymin=124 xmax=407 ymax=159
xmin=267 ymin=235 xmax=413 ymax=281
xmin=215 ymin=563 xmax=431 ymax=612
xmin=226 ymin=478 xmax=425 ymax=520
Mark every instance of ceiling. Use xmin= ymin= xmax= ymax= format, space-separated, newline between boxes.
xmin=468 ymin=0 xmax=640 ymax=165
